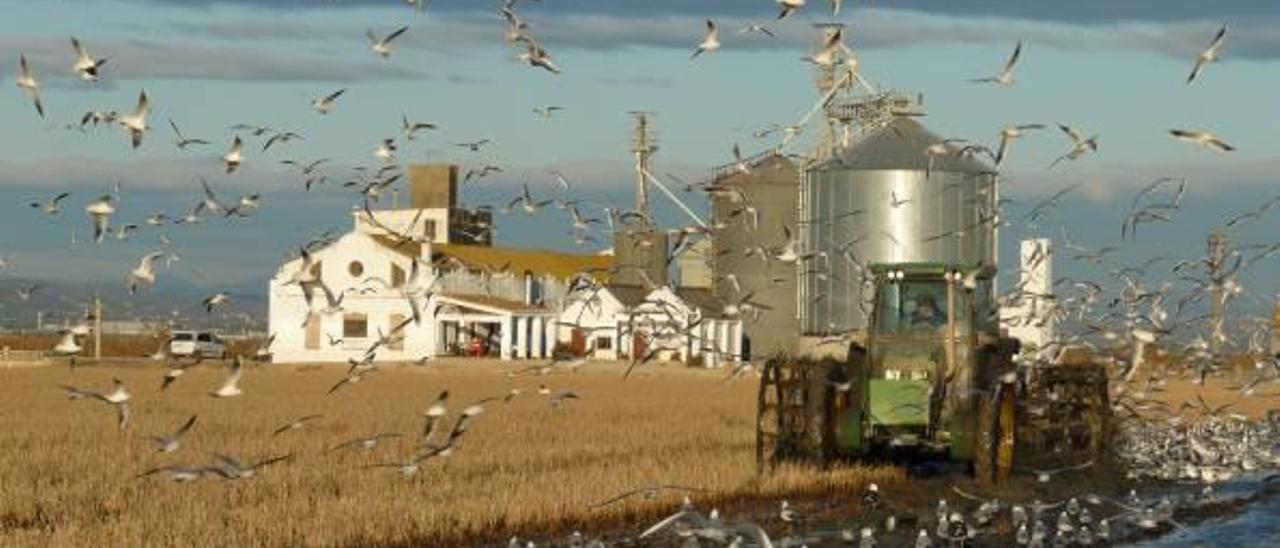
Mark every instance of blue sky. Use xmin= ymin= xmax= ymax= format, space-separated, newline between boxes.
xmin=0 ymin=0 xmax=1278 ymax=315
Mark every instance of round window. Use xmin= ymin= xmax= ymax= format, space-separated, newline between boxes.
xmin=348 ymin=261 xmax=364 ymax=277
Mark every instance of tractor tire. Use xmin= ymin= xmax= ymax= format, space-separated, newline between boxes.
xmin=975 ymin=382 xmax=1017 ymax=486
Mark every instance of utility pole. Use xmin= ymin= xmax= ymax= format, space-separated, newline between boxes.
xmin=1206 ymin=229 xmax=1226 ymax=361
xmin=93 ymin=295 xmax=102 ymax=361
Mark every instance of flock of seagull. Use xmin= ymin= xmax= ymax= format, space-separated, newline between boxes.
xmin=4 ymin=0 xmax=1280 ymax=546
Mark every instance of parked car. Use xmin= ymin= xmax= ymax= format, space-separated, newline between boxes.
xmin=170 ymin=330 xmax=227 ymax=360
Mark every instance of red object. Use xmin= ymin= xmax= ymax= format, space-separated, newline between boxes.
xmin=468 ymin=336 xmax=486 ymax=357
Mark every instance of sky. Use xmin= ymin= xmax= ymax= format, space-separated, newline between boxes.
xmin=0 ymin=0 xmax=1278 ymax=322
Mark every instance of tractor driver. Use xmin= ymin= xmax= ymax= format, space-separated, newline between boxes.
xmin=909 ymin=293 xmax=945 ymax=328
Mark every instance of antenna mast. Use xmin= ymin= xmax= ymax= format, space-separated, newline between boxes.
xmin=630 ymin=111 xmax=657 ymax=220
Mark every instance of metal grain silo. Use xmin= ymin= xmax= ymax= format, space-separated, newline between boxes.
xmin=801 ymin=117 xmax=998 ymax=334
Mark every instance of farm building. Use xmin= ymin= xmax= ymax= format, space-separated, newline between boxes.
xmin=267 ymin=165 xmax=612 ymax=364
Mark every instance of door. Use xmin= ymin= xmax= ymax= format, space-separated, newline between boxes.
xmin=570 ymin=328 xmax=586 ymax=356
xmin=305 ymin=313 xmax=321 ymax=350
xmin=388 ymin=314 xmax=406 ymax=351
xmin=632 ymin=331 xmax=648 ymax=361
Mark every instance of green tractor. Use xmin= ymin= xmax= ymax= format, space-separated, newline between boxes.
xmin=757 ymin=263 xmax=1109 ymax=484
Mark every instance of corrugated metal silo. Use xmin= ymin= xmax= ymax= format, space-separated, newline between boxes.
xmin=801 ymin=117 xmax=998 ymax=334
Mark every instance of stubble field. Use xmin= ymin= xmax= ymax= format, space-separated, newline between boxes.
xmin=0 ymin=359 xmax=896 ymax=547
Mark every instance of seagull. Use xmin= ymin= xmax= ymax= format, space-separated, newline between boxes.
xmin=422 ymin=389 xmax=450 ymax=440
xmin=148 ymin=415 xmax=197 ymax=453
xmin=199 ymin=178 xmax=226 ymax=214
xmin=262 ymin=131 xmax=303 ymax=152
xmin=1169 ymin=129 xmax=1235 ymax=153
xmin=160 ymin=362 xmax=191 ymax=390
xmin=368 ymin=26 xmax=409 ymax=58
xmin=137 ymin=466 xmax=206 ymax=483
xmin=169 ymin=119 xmax=209 ymax=150
xmin=15 ymin=55 xmax=44 ymax=118
xmin=206 ymin=453 xmax=293 ymax=480
xmin=1049 ymin=124 xmax=1099 ymax=169
xmin=455 ymin=139 xmax=490 ymax=152
xmin=311 ymin=88 xmax=346 ymax=114
xmin=203 ymin=292 xmax=230 ymax=313
xmin=533 ymin=105 xmax=564 ymax=118
xmin=1188 ymin=25 xmax=1227 ymax=85
xmin=777 ymin=0 xmax=806 ymax=20
xmin=282 ymin=158 xmax=329 ymax=176
xmin=738 ymin=23 xmax=775 ymax=38
xmin=85 ymin=195 xmax=116 ymax=243
xmin=118 ymin=90 xmax=151 ymax=149
xmin=29 ymin=192 xmax=70 ymax=215
xmin=222 ymin=135 xmax=244 ymax=174
xmin=211 ymin=356 xmax=244 ymax=398
xmin=330 ymin=433 xmax=402 ymax=453
xmin=128 ymin=251 xmax=167 ymax=295
xmin=971 ymin=41 xmax=1023 ymax=87
xmin=549 ymin=389 xmax=580 ymax=408
xmin=71 ymin=37 xmax=108 ymax=81
xmin=518 ymin=39 xmax=562 ymax=74
xmin=692 ymin=20 xmax=720 ymax=59
xmin=374 ymin=138 xmax=397 ymax=162
xmin=51 ymin=330 xmax=82 ymax=357
xmin=401 ymin=114 xmax=436 ymax=140
xmin=272 ymin=414 xmax=322 ymax=436
xmin=995 ymin=124 xmax=1045 ymax=166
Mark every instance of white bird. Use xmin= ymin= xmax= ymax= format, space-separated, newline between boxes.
xmin=128 ymin=251 xmax=167 ymax=295
xmin=777 ymin=0 xmax=806 ymax=20
xmin=533 ymin=105 xmax=564 ymax=118
xmin=995 ymin=124 xmax=1045 ymax=166
xmin=85 ymin=195 xmax=116 ymax=243
xmin=29 ymin=192 xmax=70 ymax=215
xmin=203 ymin=292 xmax=230 ymax=313
xmin=693 ymin=20 xmax=720 ymax=59
xmin=375 ymin=138 xmax=397 ymax=162
xmin=422 ymin=390 xmax=450 ymax=440
xmin=51 ymin=330 xmax=82 ymax=357
xmin=148 ymin=415 xmax=197 ymax=453
xmin=15 ymin=55 xmax=44 ymax=118
xmin=971 ymin=41 xmax=1023 ymax=87
xmin=118 ymin=90 xmax=151 ymax=149
xmin=368 ymin=26 xmax=409 ymax=58
xmin=169 ymin=119 xmax=210 ymax=150
xmin=311 ymin=88 xmax=346 ymax=114
xmin=1188 ymin=25 xmax=1227 ymax=85
xmin=71 ymin=37 xmax=108 ymax=81
xmin=518 ymin=39 xmax=562 ymax=74
xmin=222 ymin=135 xmax=244 ymax=174
xmin=738 ymin=23 xmax=775 ymax=38
xmin=1049 ymin=124 xmax=1099 ymax=169
xmin=1169 ymin=129 xmax=1235 ymax=153
xmin=401 ymin=114 xmax=436 ymax=140
xmin=211 ymin=356 xmax=244 ymax=398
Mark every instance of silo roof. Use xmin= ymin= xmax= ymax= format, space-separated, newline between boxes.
xmin=813 ymin=117 xmax=995 ymax=174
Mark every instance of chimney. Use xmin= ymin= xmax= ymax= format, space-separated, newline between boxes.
xmin=409 ymin=165 xmax=458 ymax=209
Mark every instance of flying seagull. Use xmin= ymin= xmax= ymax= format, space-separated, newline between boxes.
xmin=312 ymin=88 xmax=346 ymax=114
xmin=169 ymin=119 xmax=210 ymax=150
xmin=368 ymin=26 xmax=409 ymax=58
xmin=1049 ymin=124 xmax=1099 ymax=169
xmin=1169 ymin=129 xmax=1235 ymax=153
xmin=211 ymin=356 xmax=243 ymax=398
xmin=15 ymin=55 xmax=44 ymax=118
xmin=777 ymin=0 xmax=806 ymax=20
xmin=148 ymin=415 xmax=197 ymax=453
xmin=692 ymin=20 xmax=720 ymax=59
xmin=30 ymin=192 xmax=70 ymax=215
xmin=222 ymin=135 xmax=244 ymax=174
xmin=85 ymin=195 xmax=116 ymax=243
xmin=128 ymin=251 xmax=167 ymax=295
xmin=972 ymin=41 xmax=1023 ymax=87
xmin=1188 ymin=25 xmax=1227 ymax=85
xmin=118 ymin=90 xmax=151 ymax=149
xmin=71 ymin=37 xmax=108 ymax=81
xmin=401 ymin=114 xmax=436 ymax=140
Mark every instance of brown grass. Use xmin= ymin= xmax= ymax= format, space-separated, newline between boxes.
xmin=0 ymin=359 xmax=896 ymax=547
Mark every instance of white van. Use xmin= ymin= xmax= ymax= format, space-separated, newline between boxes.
xmin=170 ymin=331 xmax=228 ymax=360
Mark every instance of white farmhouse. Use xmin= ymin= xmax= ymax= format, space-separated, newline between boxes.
xmin=268 ymin=165 xmax=612 ymax=364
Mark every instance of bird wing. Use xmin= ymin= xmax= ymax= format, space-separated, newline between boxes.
xmin=1003 ymin=41 xmax=1023 ymax=75
xmin=174 ymin=414 xmax=198 ymax=437
xmin=385 ymin=26 xmax=409 ymax=44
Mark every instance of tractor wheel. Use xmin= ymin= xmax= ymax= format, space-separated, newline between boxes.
xmin=756 ymin=360 xmax=783 ymax=475
xmin=975 ymin=383 xmax=1017 ymax=485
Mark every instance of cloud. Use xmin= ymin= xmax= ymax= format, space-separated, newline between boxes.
xmin=1004 ymin=155 xmax=1280 ymax=204
xmin=0 ymin=155 xmax=304 ymax=192
xmin=0 ymin=36 xmax=429 ymax=82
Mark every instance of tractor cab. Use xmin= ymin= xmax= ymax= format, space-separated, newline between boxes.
xmin=834 ymin=263 xmax=998 ymax=458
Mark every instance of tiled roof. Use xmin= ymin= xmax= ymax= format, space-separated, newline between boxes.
xmin=432 ymin=243 xmax=613 ymax=281
xmin=438 ymin=293 xmax=551 ymax=314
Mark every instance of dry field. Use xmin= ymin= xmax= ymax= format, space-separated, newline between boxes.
xmin=0 ymin=359 xmax=898 ymax=547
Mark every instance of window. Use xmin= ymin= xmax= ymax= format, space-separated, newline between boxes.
xmin=391 ymin=264 xmax=406 ymax=289
xmin=173 ymin=333 xmax=193 ymax=341
xmin=388 ymin=314 xmax=406 ymax=351
xmin=343 ymin=313 xmax=368 ymax=339
xmin=197 ymin=333 xmax=213 ymax=342
xmin=595 ymin=336 xmax=612 ymax=350
xmin=348 ymin=261 xmax=364 ymax=278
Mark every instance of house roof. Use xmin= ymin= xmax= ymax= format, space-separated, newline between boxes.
xmin=438 ymin=293 xmax=551 ymax=315
xmin=605 ymin=284 xmax=653 ymax=308
xmin=370 ymin=235 xmax=423 ymax=260
xmin=432 ymin=244 xmax=613 ymax=281
xmin=676 ymin=287 xmax=729 ymax=319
